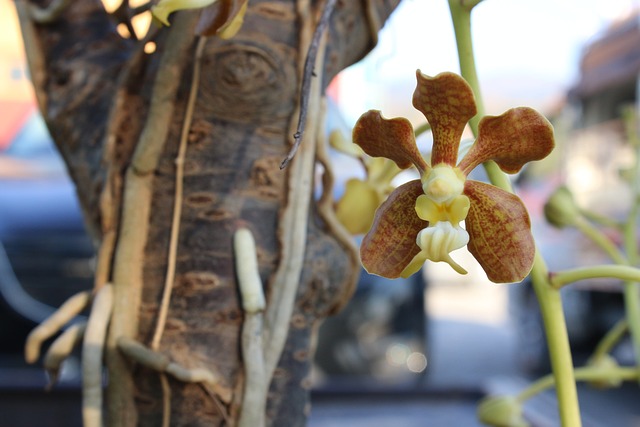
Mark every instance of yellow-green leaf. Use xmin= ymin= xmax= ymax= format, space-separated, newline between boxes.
xmin=152 ymin=0 xmax=219 ymax=26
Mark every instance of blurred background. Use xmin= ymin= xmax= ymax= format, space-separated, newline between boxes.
xmin=2 ymin=0 xmax=640 ymax=425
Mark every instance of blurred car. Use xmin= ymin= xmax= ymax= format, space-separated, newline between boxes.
xmin=0 ymin=112 xmax=90 ymax=425
xmin=314 ymin=268 xmax=428 ymax=389
xmin=0 ymin=113 xmax=94 ymax=362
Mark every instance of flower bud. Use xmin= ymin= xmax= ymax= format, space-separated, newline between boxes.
xmin=477 ymin=395 xmax=528 ymax=427
xmin=543 ymin=186 xmax=580 ymax=228
xmin=586 ymin=354 xmax=623 ymax=389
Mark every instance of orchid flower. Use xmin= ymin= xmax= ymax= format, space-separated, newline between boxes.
xmin=330 ymin=130 xmax=403 ymax=235
xmin=354 ymin=71 xmax=555 ymax=283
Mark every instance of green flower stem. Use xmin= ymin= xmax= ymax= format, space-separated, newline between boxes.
xmin=622 ymin=283 xmax=640 ymax=373
xmin=516 ymin=365 xmax=639 ymax=403
xmin=574 ymin=212 xmax=640 ymax=371
xmin=414 ymin=122 xmax=431 ymax=138
xmin=449 ymin=1 xmax=513 ymax=192
xmin=580 ymin=210 xmax=623 ymax=229
xmin=448 ymin=0 xmax=484 ymax=130
xmin=573 ymin=217 xmax=627 ymax=265
xmin=448 ymin=2 xmax=581 ymax=426
xmin=592 ymin=319 xmax=627 ymax=361
xmin=550 ymin=265 xmax=640 ymax=289
xmin=622 ymin=121 xmax=640 ymax=377
xmin=529 ymin=251 xmax=582 ymax=426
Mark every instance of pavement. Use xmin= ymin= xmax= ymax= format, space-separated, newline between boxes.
xmin=308 ymin=255 xmax=640 ymax=427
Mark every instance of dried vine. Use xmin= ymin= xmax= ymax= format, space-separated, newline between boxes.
xmin=262 ymin=0 xmax=327 ymax=382
xmin=280 ymin=0 xmax=337 ymax=169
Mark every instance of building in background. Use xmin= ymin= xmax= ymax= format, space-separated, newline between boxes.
xmin=0 ymin=0 xmax=36 ymax=150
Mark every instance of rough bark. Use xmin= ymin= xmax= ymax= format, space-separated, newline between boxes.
xmin=17 ymin=0 xmax=400 ymax=425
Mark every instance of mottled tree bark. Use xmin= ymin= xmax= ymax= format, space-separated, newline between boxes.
xmin=17 ymin=0 xmax=400 ymax=425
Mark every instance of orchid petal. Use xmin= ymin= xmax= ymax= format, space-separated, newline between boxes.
xmin=464 ymin=180 xmax=535 ymax=283
xmin=412 ymin=71 xmax=477 ymax=166
xmin=400 ymin=251 xmax=429 ymax=279
xmin=353 ymin=110 xmax=428 ymax=173
xmin=335 ymin=179 xmax=381 ymax=235
xmin=361 ymin=180 xmax=428 ymax=278
xmin=459 ymin=107 xmax=555 ymax=175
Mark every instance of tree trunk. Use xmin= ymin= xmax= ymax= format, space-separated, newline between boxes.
xmin=17 ymin=0 xmax=400 ymax=425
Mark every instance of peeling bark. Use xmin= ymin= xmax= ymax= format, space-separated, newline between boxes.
xmin=17 ymin=0 xmax=401 ymax=425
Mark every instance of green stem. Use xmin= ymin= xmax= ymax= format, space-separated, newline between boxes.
xmin=448 ymin=1 xmax=511 ymax=191
xmin=551 ymin=265 xmax=640 ymax=289
xmin=622 ymin=118 xmax=640 ymax=376
xmin=414 ymin=122 xmax=431 ymax=138
xmin=517 ymin=365 xmax=639 ymax=403
xmin=449 ymin=2 xmax=582 ymax=425
xmin=577 ymin=220 xmax=640 ymax=372
xmin=574 ymin=212 xmax=640 ymax=370
xmin=448 ymin=0 xmax=484 ymax=130
xmin=573 ymin=217 xmax=627 ymax=265
xmin=529 ymin=251 xmax=582 ymax=426
xmin=579 ymin=210 xmax=623 ymax=229
xmin=592 ymin=319 xmax=627 ymax=361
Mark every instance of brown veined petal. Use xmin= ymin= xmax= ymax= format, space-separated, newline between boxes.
xmin=335 ymin=179 xmax=382 ymax=235
xmin=412 ymin=71 xmax=477 ymax=167
xmin=464 ymin=180 xmax=535 ymax=283
xmin=353 ymin=110 xmax=428 ymax=174
xmin=195 ymin=0 xmax=248 ymax=38
xmin=459 ymin=107 xmax=555 ymax=175
xmin=360 ymin=180 xmax=428 ymax=279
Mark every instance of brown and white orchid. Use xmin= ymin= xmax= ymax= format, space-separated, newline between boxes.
xmin=353 ymin=71 xmax=555 ymax=283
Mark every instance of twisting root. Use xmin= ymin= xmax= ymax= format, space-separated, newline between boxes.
xmin=314 ymin=98 xmax=360 ymax=314
xmin=116 ymin=337 xmax=232 ymax=403
xmin=263 ymin=0 xmax=327 ymax=381
xmin=82 ymin=284 xmax=114 ymax=427
xmin=147 ymin=34 xmax=207 ymax=427
xmin=234 ymin=228 xmax=267 ymax=427
xmin=25 ymin=290 xmax=91 ymax=364
xmin=43 ymin=321 xmax=87 ymax=389
xmin=151 ymin=36 xmax=207 ymax=350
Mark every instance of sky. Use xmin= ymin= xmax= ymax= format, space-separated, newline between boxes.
xmin=335 ymin=0 xmax=640 ymax=124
